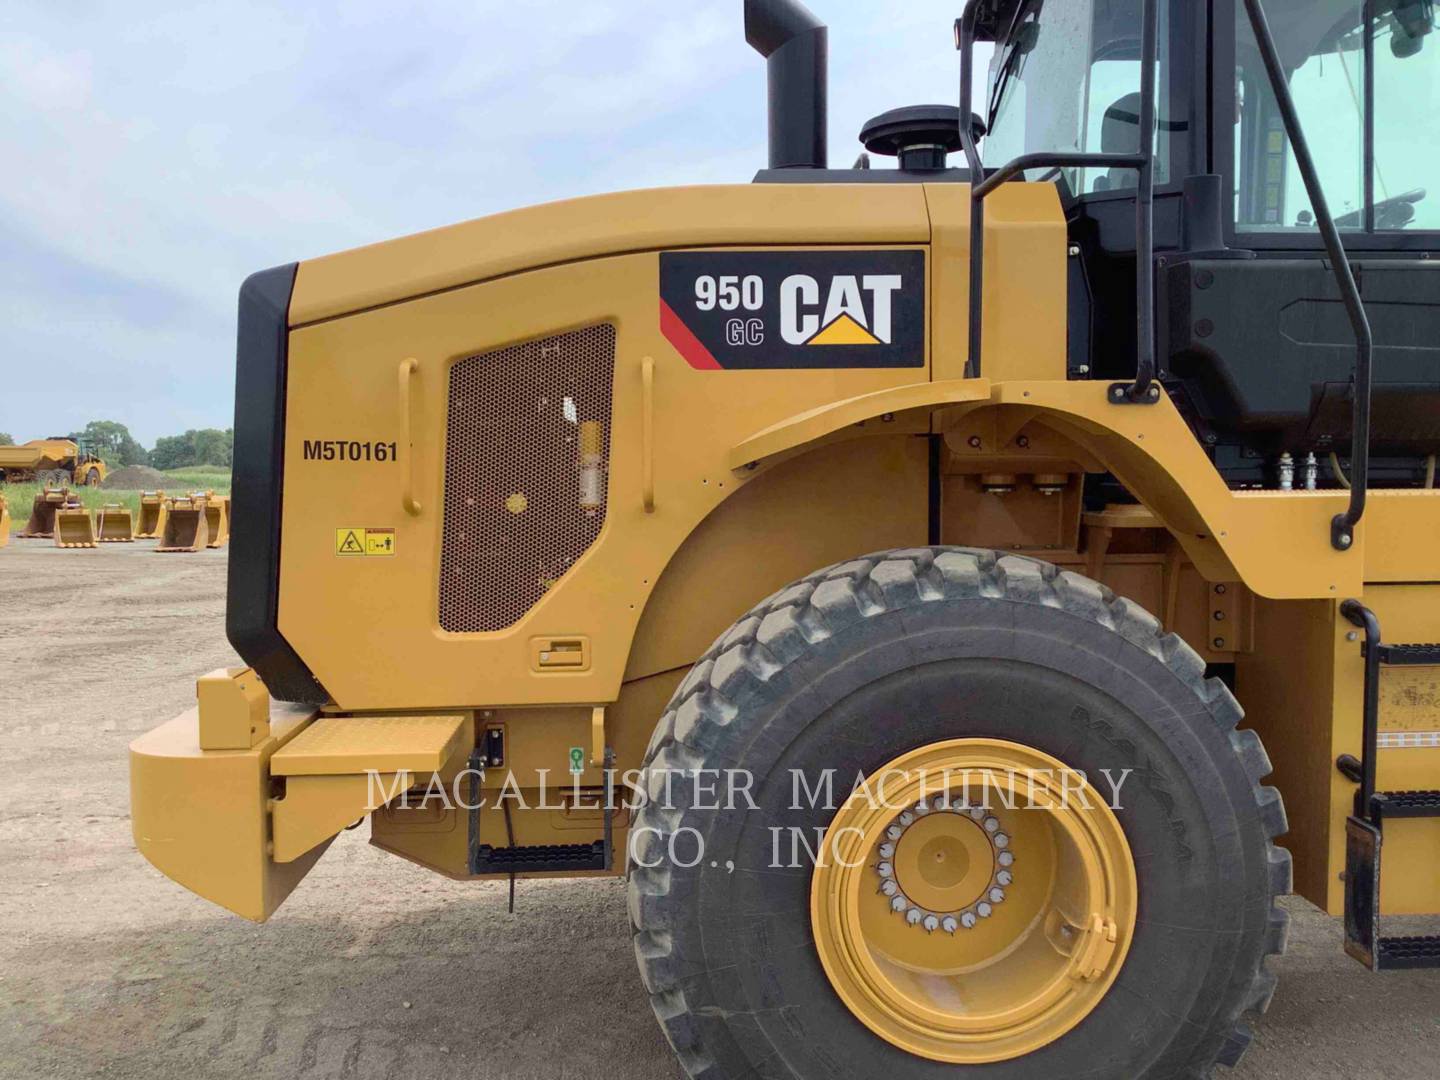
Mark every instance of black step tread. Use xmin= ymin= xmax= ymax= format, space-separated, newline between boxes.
xmin=1378 ymin=935 xmax=1440 ymax=970
xmin=1373 ymin=790 xmax=1440 ymax=818
xmin=1376 ymin=643 xmax=1440 ymax=665
xmin=473 ymin=841 xmax=607 ymax=873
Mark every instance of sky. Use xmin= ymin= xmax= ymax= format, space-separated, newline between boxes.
xmin=0 ymin=1 xmax=990 ymax=448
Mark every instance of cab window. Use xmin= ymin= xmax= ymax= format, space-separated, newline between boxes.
xmin=1235 ymin=0 xmax=1440 ymax=233
xmin=984 ymin=0 xmax=1177 ymax=195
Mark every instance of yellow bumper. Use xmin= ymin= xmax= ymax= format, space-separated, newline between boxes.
xmin=130 ymin=667 xmax=470 ymax=921
xmin=130 ymin=700 xmax=327 ymax=921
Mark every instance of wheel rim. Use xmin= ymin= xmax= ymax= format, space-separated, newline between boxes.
xmin=810 ymin=738 xmax=1137 ymax=1064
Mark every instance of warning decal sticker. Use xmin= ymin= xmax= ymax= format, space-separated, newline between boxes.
xmin=659 ymin=250 xmax=925 ymax=370
xmin=335 ymin=528 xmax=396 ymax=557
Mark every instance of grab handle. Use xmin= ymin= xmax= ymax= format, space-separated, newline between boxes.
xmin=641 ymin=357 xmax=655 ymax=513
xmin=398 ymin=357 xmax=422 ymax=516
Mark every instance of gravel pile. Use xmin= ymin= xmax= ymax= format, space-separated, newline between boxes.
xmin=101 ymin=465 xmax=168 ymax=490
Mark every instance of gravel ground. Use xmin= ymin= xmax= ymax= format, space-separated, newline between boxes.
xmin=0 ymin=541 xmax=1436 ymax=1079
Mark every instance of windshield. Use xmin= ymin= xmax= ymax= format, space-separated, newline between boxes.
xmin=984 ymin=0 xmax=1176 ymax=194
xmin=1236 ymin=0 xmax=1440 ymax=232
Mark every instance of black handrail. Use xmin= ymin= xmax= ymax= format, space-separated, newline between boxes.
xmin=1340 ymin=600 xmax=1381 ymax=818
xmin=1240 ymin=0 xmax=1373 ymax=551
xmin=955 ymin=0 xmax=1158 ymax=403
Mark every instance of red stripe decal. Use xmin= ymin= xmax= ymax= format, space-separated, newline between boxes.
xmin=660 ymin=298 xmax=722 ymax=370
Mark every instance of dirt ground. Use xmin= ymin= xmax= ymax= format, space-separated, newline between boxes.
xmin=0 ymin=542 xmax=1436 ymax=1080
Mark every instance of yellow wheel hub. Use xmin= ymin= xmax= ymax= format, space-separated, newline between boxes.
xmin=810 ymin=738 xmax=1137 ymax=1064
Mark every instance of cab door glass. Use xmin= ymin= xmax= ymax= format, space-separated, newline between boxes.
xmin=1235 ymin=1 xmax=1438 ymax=234
xmin=1374 ymin=4 xmax=1440 ymax=229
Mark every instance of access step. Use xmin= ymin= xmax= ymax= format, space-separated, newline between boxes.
xmin=1374 ymin=642 xmax=1440 ymax=666
xmin=1372 ymin=790 xmax=1440 ymax=820
xmin=464 ymin=747 xmax=616 ymax=879
xmin=472 ymin=841 xmax=608 ymax=874
xmin=1378 ymin=936 xmax=1440 ymax=971
xmin=1337 ymin=601 xmax=1440 ymax=972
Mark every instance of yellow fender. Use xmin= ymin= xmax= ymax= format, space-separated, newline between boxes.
xmin=727 ymin=378 xmax=1414 ymax=601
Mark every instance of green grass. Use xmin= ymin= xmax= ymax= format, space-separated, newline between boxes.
xmin=3 ymin=467 xmax=231 ymax=532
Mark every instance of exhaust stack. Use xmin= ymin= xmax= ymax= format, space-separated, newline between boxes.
xmin=745 ymin=0 xmax=828 ymax=169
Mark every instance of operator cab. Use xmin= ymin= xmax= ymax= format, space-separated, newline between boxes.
xmin=978 ymin=0 xmax=1440 ymax=487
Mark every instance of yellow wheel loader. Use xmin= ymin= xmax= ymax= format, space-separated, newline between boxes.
xmin=130 ymin=1 xmax=1440 ymax=1076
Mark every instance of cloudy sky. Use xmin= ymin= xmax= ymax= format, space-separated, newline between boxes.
xmin=0 ymin=1 xmax=989 ymax=447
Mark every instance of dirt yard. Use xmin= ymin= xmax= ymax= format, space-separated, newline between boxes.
xmin=0 ymin=541 xmax=1436 ymax=1079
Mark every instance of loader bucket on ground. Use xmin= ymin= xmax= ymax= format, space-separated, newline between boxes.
xmin=157 ymin=498 xmax=211 ymax=553
xmin=204 ymin=494 xmax=229 ymax=549
xmin=96 ymin=504 xmax=135 ymax=543
xmin=55 ymin=506 xmax=97 ymax=549
xmin=0 ymin=494 xmax=10 ymax=548
xmin=134 ymin=491 xmax=167 ymax=539
xmin=19 ymin=487 xmax=69 ymax=538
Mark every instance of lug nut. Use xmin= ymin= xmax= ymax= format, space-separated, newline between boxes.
xmin=906 ymin=908 xmax=923 ymax=926
xmin=997 ymin=870 xmax=1013 ymax=886
xmin=881 ymin=879 xmax=898 ymax=897
xmin=961 ymin=911 xmax=978 ymax=929
xmin=932 ymin=796 xmax=949 ymax=812
xmin=923 ymin=914 xmax=940 ymax=933
xmin=879 ymin=842 xmax=895 ymax=859
xmin=891 ymin=895 xmax=908 ymax=913
xmin=977 ymin=902 xmax=993 ymax=918
xmin=877 ymin=861 xmax=893 ymax=878
xmin=899 ymin=811 xmax=915 ymax=827
xmin=914 ymin=800 xmax=930 ymax=816
xmin=886 ymin=825 xmax=902 ymax=841
xmin=998 ymin=851 xmax=1015 ymax=867
xmin=994 ymin=833 xmax=1010 ymax=849
xmin=989 ymin=887 xmax=1006 ymax=904
xmin=941 ymin=915 xmax=959 ymax=934
xmin=983 ymin=816 xmax=1000 ymax=834
xmin=968 ymin=808 xmax=986 ymax=822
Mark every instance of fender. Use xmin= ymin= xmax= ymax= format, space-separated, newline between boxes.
xmin=728 ymin=377 xmax=1371 ymax=600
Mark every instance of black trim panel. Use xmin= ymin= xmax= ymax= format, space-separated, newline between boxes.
xmin=226 ymin=263 xmax=328 ymax=704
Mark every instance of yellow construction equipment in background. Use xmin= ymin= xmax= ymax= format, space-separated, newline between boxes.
xmin=157 ymin=495 xmax=211 ymax=552
xmin=0 ymin=437 xmax=107 ymax=486
xmin=96 ymin=504 xmax=136 ymax=543
xmin=134 ymin=491 xmax=168 ymax=539
xmin=201 ymin=492 xmax=229 ymax=549
xmin=19 ymin=487 xmax=68 ymax=538
xmin=54 ymin=501 xmax=97 ymax=549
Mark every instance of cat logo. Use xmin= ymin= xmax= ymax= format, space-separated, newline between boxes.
xmin=779 ymin=274 xmax=903 ymax=346
xmin=658 ymin=249 xmax=924 ymax=371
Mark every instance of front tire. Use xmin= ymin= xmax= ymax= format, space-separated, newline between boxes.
xmin=629 ymin=548 xmax=1289 ymax=1079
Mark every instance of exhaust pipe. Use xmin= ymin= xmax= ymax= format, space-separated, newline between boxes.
xmin=745 ymin=0 xmax=828 ymax=169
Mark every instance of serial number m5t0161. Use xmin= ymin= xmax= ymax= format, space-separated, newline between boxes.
xmin=302 ymin=440 xmax=399 ymax=463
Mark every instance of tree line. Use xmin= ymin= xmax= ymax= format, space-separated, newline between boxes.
xmin=0 ymin=422 xmax=232 ymax=471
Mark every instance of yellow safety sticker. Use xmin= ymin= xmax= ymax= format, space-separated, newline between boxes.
xmin=335 ymin=528 xmax=396 ymax=557
xmin=365 ymin=528 xmax=396 ymax=556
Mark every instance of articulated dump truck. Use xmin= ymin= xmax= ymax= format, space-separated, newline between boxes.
xmin=130 ymin=1 xmax=1440 ymax=1076
xmin=0 ymin=437 xmax=106 ymax=486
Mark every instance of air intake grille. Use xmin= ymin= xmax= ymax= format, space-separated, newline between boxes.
xmin=440 ymin=324 xmax=616 ymax=633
